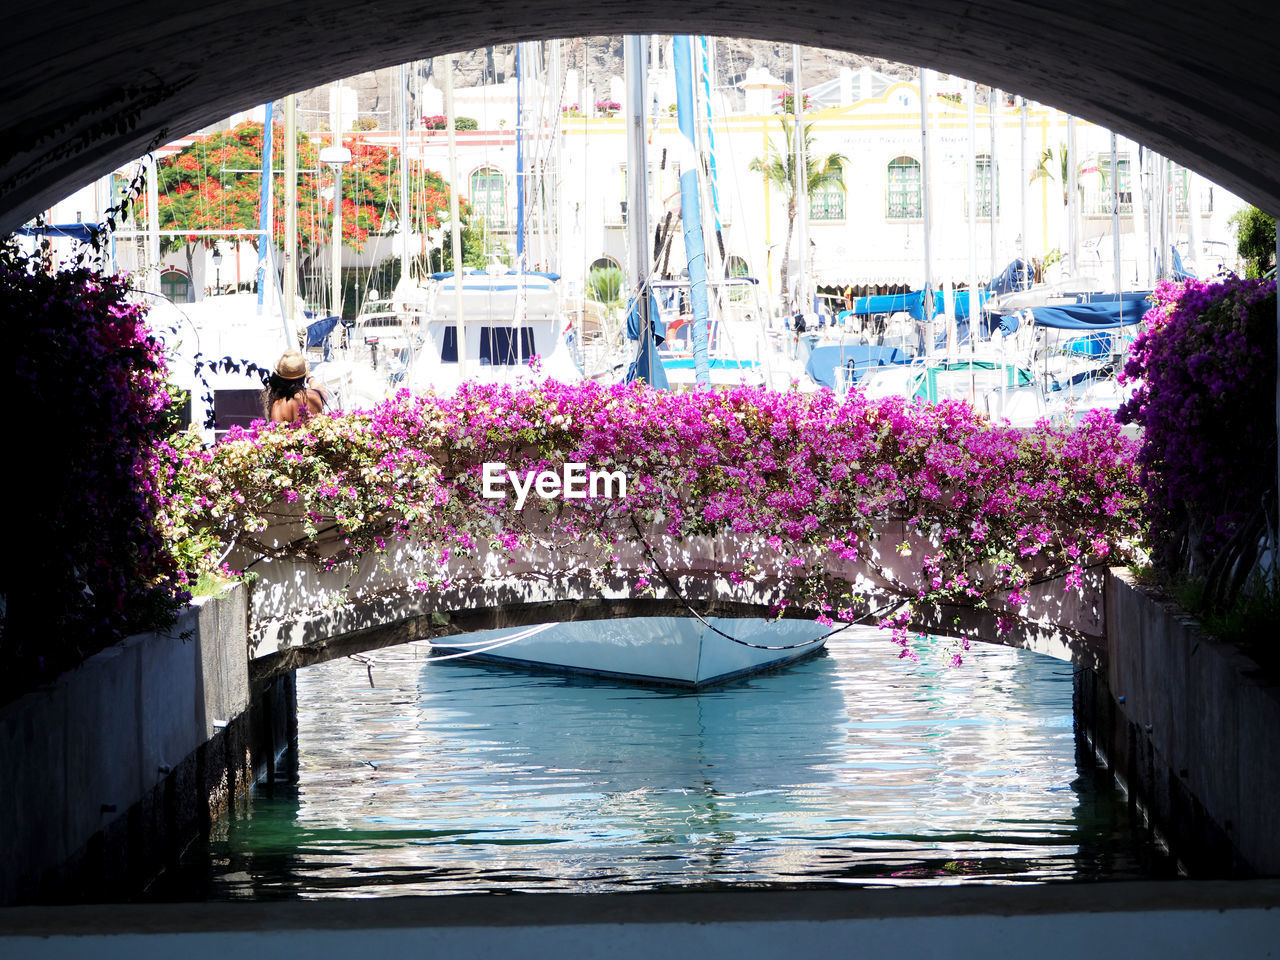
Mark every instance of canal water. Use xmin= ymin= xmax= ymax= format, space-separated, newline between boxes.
xmin=167 ymin=627 xmax=1178 ymax=899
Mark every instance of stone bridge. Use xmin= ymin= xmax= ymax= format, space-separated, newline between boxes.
xmin=0 ymin=1 xmax=1278 ymax=235
xmin=237 ymin=516 xmax=1107 ymax=679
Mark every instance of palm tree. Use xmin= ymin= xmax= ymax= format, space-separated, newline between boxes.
xmin=1029 ymin=143 xmax=1082 ymax=208
xmin=750 ymin=118 xmax=846 ymax=308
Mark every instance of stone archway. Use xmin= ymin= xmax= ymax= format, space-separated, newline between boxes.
xmin=1 ymin=3 xmax=1278 ymax=234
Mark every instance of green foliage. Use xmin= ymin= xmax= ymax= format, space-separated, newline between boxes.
xmin=588 ymin=265 xmax=624 ymax=303
xmin=1136 ymin=564 xmax=1280 ymax=673
xmin=423 ymin=115 xmax=478 ymax=130
xmin=1229 ymin=206 xmax=1276 ymax=278
xmin=432 ymin=221 xmax=496 ymax=272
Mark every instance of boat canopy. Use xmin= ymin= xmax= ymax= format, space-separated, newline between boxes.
xmin=847 ymin=291 xmax=926 ymax=318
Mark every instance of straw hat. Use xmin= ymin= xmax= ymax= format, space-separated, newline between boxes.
xmin=274 ymin=350 xmax=309 ymax=381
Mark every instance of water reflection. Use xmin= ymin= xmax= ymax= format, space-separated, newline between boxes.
xmin=175 ymin=626 xmax=1176 ymax=899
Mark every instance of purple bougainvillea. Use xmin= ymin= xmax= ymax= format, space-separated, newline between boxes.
xmin=1117 ymin=276 xmax=1277 ymax=571
xmin=5 ymin=241 xmax=189 ymax=700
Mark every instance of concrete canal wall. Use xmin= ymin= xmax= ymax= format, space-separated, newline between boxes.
xmin=2 ymin=565 xmax=1276 ymax=906
xmin=0 ymin=585 xmax=295 ymax=904
xmin=1076 ymin=569 xmax=1280 ymax=876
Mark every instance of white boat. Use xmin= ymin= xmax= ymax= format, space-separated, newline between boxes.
xmin=860 ymin=351 xmax=1049 ymax=426
xmin=427 ymin=616 xmax=829 ymax=688
xmin=145 ymin=291 xmax=296 ymax=438
xmin=407 ymin=270 xmax=581 ymax=394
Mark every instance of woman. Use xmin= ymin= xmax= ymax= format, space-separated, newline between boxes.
xmin=263 ymin=350 xmax=328 ymax=423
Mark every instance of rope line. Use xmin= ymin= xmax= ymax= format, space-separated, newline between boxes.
xmin=626 ymin=512 xmax=908 ymax=650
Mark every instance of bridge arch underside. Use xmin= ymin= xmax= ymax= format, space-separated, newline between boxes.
xmin=242 ymin=526 xmax=1107 ymax=680
xmin=1 ymin=1 xmax=1278 ymax=231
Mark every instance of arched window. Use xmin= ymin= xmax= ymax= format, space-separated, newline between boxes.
xmin=470 ymin=167 xmax=506 ymax=229
xmin=724 ymin=255 xmax=752 ymax=302
xmin=587 ymin=257 xmax=623 ymax=303
xmin=160 ymin=269 xmax=192 ymax=303
xmin=810 ymin=160 xmax=845 ymax=221
xmin=886 ymin=156 xmax=922 ymax=219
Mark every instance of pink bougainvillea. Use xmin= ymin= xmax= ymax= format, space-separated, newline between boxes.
xmin=172 ymin=381 xmax=1146 ymax=658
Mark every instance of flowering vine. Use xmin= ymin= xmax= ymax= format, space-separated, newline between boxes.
xmin=170 ymin=382 xmax=1145 ymax=661
xmin=1117 ymin=275 xmax=1277 ymax=601
xmin=4 ymin=241 xmax=190 ymax=701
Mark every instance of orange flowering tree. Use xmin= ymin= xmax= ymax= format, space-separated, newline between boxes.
xmin=144 ymin=121 xmax=464 ymax=288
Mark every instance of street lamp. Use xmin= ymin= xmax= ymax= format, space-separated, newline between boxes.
xmin=211 ymin=244 xmax=223 ymax=295
xmin=319 ymin=143 xmax=352 ymax=318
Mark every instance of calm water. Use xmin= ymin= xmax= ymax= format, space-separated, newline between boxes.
xmin=170 ymin=627 xmax=1177 ymax=899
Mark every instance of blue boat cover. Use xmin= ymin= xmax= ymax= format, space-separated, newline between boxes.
xmin=805 ymin=344 xmax=909 ymax=390
xmin=1170 ymin=246 xmax=1194 ymax=280
xmin=987 ymin=258 xmax=1035 ymax=296
xmin=14 ymin=222 xmax=99 ymax=242
xmin=305 ymin=316 xmax=340 ymax=361
xmin=624 ymin=292 xmax=669 ymax=390
xmin=848 ymin=291 xmax=926 ymax=318
xmin=1030 ymin=301 xmax=1147 ymax=329
xmin=937 ymin=289 xmax=990 ymax=320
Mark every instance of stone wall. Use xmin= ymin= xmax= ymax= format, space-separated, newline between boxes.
xmin=1076 ymin=569 xmax=1280 ymax=876
xmin=0 ymin=585 xmax=293 ymax=904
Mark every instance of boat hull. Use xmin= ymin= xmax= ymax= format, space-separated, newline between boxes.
xmin=427 ymin=616 xmax=828 ymax=687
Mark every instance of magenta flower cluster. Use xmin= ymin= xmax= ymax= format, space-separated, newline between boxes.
xmin=1117 ymin=275 xmax=1277 ymax=564
xmin=5 ymin=244 xmax=189 ymax=700
xmin=174 ymin=381 xmax=1144 ymax=661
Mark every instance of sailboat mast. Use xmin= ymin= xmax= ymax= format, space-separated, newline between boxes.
xmin=398 ymin=63 xmax=411 ymax=284
xmin=989 ymin=88 xmax=999 ymax=285
xmin=1019 ymin=95 xmax=1028 ymax=280
xmin=699 ymin=36 xmax=724 ymax=261
xmin=966 ymin=80 xmax=978 ymax=352
xmin=331 ymin=86 xmax=344 ymax=321
xmin=919 ymin=69 xmax=936 ymax=354
xmin=1111 ymin=132 xmax=1122 ymax=299
xmin=624 ymin=37 xmax=650 ymax=291
xmin=516 ymin=42 xmax=526 ymax=269
xmin=444 ymin=55 xmax=466 ymax=378
xmin=256 ymin=100 xmax=274 ymax=318
xmin=624 ymin=34 xmax=656 ymax=382
xmin=283 ymin=94 xmax=297 ymax=324
xmin=1067 ymin=114 xmax=1078 ymax=279
xmin=674 ymin=34 xmax=712 ymax=387
xmin=791 ymin=44 xmax=806 ymax=314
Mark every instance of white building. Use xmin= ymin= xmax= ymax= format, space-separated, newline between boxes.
xmin=33 ymin=51 xmax=1246 ymax=315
